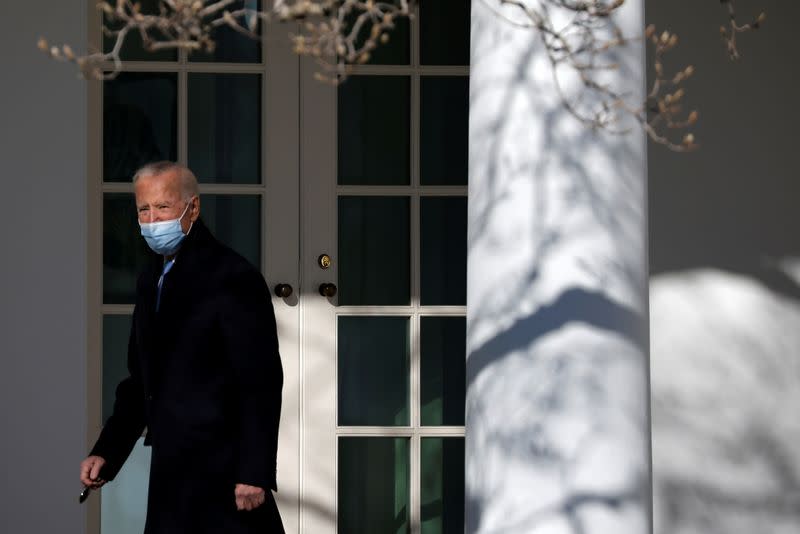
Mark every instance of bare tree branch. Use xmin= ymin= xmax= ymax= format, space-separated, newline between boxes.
xmin=719 ymin=0 xmax=766 ymax=60
xmin=38 ymin=0 xmax=765 ymax=152
xmin=38 ymin=0 xmax=411 ymax=81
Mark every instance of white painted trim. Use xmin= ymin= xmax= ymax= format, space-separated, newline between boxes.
xmin=335 ymin=306 xmax=467 ymax=315
xmin=98 ymin=61 xmax=267 ymax=73
xmin=336 ymin=427 xmax=465 ymax=436
xmin=264 ymin=21 xmax=302 ymax=534
xmin=86 ymin=1 xmax=104 ymax=532
xmin=300 ymin=53 xmax=338 ymax=534
xmin=336 ymin=185 xmax=469 ymax=196
xmin=101 ymin=183 xmax=267 ymax=194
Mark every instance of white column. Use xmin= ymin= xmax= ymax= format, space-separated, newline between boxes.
xmin=465 ymin=1 xmax=652 ymax=533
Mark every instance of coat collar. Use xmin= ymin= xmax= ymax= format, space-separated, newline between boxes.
xmin=139 ymin=217 xmax=216 ymax=296
xmin=172 ymin=217 xmax=217 ymax=268
xmin=156 ymin=217 xmax=216 ymax=306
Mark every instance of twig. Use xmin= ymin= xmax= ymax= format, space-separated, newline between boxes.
xmin=719 ymin=0 xmax=766 ymax=60
xmin=488 ymin=0 xmax=698 ymax=151
xmin=39 ymin=0 xmax=766 ymax=151
xmin=38 ymin=0 xmax=412 ymax=82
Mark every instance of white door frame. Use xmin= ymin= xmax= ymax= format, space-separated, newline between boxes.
xmin=299 ymin=56 xmax=339 ymax=534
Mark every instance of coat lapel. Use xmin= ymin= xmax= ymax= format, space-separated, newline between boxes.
xmin=135 ymin=219 xmax=218 ymax=390
xmin=143 ymin=219 xmax=217 ymax=356
xmin=157 ymin=219 xmax=214 ymax=305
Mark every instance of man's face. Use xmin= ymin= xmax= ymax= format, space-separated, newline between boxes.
xmin=134 ymin=170 xmax=199 ymax=234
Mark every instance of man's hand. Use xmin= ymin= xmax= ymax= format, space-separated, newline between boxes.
xmin=235 ymin=483 xmax=265 ymax=511
xmin=80 ymin=456 xmax=107 ymax=488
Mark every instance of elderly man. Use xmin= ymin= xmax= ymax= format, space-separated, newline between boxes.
xmin=80 ymin=161 xmax=284 ymax=533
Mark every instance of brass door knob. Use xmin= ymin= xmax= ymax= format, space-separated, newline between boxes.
xmin=274 ymin=283 xmax=294 ymax=298
xmin=318 ymin=283 xmax=337 ymax=298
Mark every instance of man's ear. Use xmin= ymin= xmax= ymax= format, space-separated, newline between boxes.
xmin=191 ymin=196 xmax=200 ymax=222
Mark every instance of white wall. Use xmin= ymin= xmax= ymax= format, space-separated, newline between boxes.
xmin=0 ymin=1 xmax=88 ymax=533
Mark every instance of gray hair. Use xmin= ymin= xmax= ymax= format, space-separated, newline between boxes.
xmin=132 ymin=161 xmax=199 ymax=199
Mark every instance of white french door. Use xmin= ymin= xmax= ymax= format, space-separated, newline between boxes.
xmin=91 ymin=3 xmax=469 ymax=534
xmin=297 ymin=8 xmax=470 ymax=529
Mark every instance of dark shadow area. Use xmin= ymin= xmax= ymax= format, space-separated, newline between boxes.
xmin=646 ymin=0 xmax=800 ymax=286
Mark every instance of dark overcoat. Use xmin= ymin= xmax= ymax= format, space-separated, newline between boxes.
xmin=91 ymin=218 xmax=285 ymax=533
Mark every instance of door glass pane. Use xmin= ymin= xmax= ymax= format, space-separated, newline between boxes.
xmin=338 ymin=316 xmax=409 ymax=426
xmin=421 ymin=438 xmax=465 ymax=534
xmin=339 ymin=196 xmax=410 ymax=305
xmin=103 ymin=314 xmax=133 ymax=423
xmin=339 ymin=437 xmax=410 ymax=534
xmin=104 ymin=72 xmax=178 ymax=183
xmin=102 ymin=0 xmax=177 ymax=62
xmin=421 ymin=317 xmax=466 ymax=426
xmin=420 ymin=197 xmax=467 ymax=305
xmin=421 ymin=77 xmax=469 ymax=186
xmin=188 ymin=0 xmax=262 ymax=63
xmin=345 ymin=11 xmax=410 ymax=65
xmin=103 ymin=193 xmax=261 ymax=303
xmin=198 ymin=194 xmax=262 ymax=269
xmin=104 ymin=193 xmax=151 ymax=304
xmin=338 ymin=76 xmax=410 ymax=185
xmin=188 ymin=73 xmax=262 ymax=184
xmin=420 ymin=0 xmax=470 ymax=66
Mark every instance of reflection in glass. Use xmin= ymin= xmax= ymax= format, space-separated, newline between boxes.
xmin=104 ymin=73 xmax=178 ymax=183
xmin=339 ymin=437 xmax=410 ymax=534
xmin=421 ymin=77 xmax=469 ymax=186
xmin=188 ymin=73 xmax=261 ymax=184
xmin=421 ymin=197 xmax=467 ymax=305
xmin=421 ymin=438 xmax=465 ymax=534
xmin=102 ymin=0 xmax=177 ymax=62
xmin=103 ymin=194 xmax=261 ymax=303
xmin=338 ymin=76 xmax=410 ymax=185
xmin=338 ymin=316 xmax=409 ymax=426
xmin=339 ymin=196 xmax=410 ymax=305
xmin=103 ymin=314 xmax=133 ymax=423
xmin=420 ymin=0 xmax=470 ymax=66
xmin=188 ymin=0 xmax=262 ymax=63
xmin=421 ymin=317 xmax=466 ymax=426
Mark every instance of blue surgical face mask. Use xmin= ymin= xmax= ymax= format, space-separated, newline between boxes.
xmin=139 ymin=199 xmax=193 ymax=256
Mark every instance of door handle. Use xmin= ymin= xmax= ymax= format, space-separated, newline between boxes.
xmin=318 ymin=283 xmax=337 ymax=298
xmin=274 ymin=283 xmax=294 ymax=298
